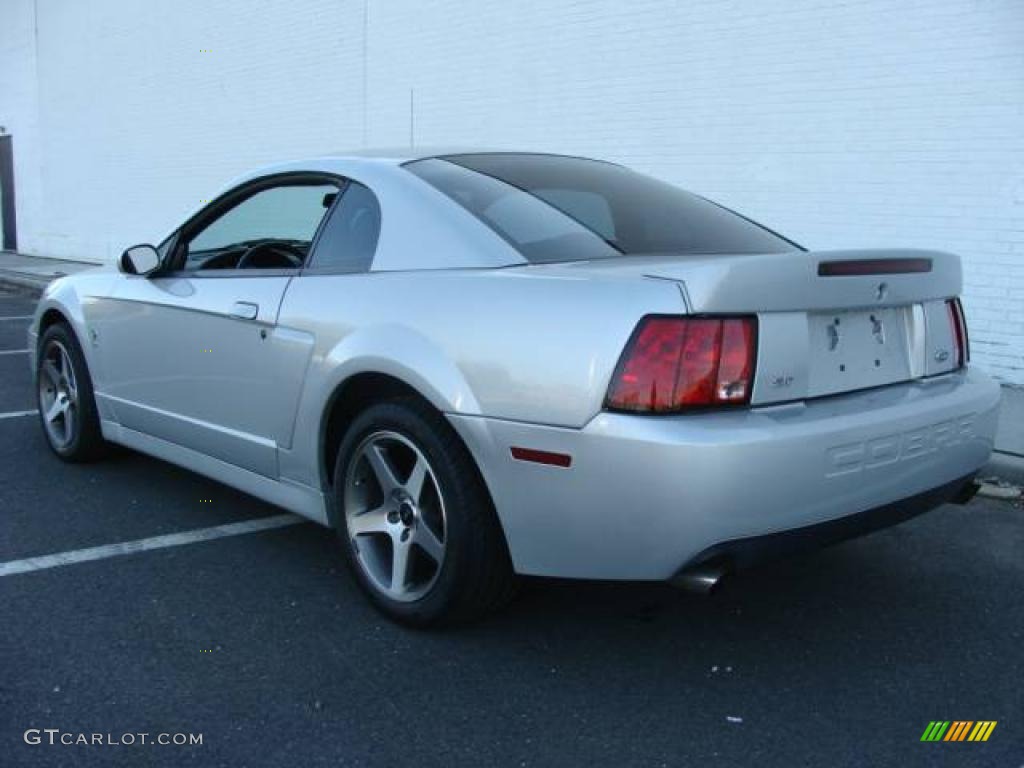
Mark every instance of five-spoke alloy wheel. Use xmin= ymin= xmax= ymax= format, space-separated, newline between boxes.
xmin=35 ymin=322 xmax=107 ymax=461
xmin=333 ymin=398 xmax=516 ymax=626
xmin=344 ymin=431 xmax=448 ymax=602
xmin=38 ymin=338 xmax=80 ymax=451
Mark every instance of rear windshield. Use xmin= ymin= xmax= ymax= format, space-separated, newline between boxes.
xmin=405 ymin=153 xmax=800 ymax=264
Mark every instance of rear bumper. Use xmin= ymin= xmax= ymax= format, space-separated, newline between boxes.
xmin=450 ymin=368 xmax=1000 ymax=580
xmin=678 ymin=473 xmax=977 ymax=576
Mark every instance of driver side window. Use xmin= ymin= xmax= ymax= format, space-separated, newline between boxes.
xmin=184 ymin=182 xmax=338 ymax=271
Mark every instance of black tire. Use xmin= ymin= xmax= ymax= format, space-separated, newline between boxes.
xmin=332 ymin=397 xmax=517 ymax=627
xmin=36 ymin=322 xmax=109 ymax=462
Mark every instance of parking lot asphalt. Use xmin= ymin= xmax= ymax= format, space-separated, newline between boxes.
xmin=1 ymin=287 xmax=1022 ymax=768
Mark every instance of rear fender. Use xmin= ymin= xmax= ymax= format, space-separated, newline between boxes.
xmin=280 ymin=323 xmax=483 ymax=491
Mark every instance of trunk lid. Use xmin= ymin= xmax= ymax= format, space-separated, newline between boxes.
xmin=645 ymin=248 xmax=959 ymax=314
xmin=523 ymin=248 xmax=963 ymax=404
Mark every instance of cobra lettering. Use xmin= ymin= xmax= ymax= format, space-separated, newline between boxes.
xmin=826 ymin=416 xmax=975 ymax=476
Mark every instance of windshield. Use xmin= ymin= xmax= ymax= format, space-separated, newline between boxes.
xmin=405 ymin=153 xmax=801 ymax=264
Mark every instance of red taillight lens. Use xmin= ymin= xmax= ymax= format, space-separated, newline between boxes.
xmin=606 ymin=316 xmax=757 ymax=412
xmin=946 ymin=298 xmax=969 ymax=368
xmin=676 ymin=318 xmax=721 ymax=405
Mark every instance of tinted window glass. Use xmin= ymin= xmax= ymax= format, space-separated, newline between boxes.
xmin=307 ymin=182 xmax=381 ymax=272
xmin=406 ymin=154 xmax=799 ymax=263
xmin=406 ymin=159 xmax=617 ymax=264
xmin=185 ymin=183 xmax=336 ymax=270
xmin=534 ymin=189 xmax=616 ymax=241
xmin=191 ymin=184 xmax=334 ymax=253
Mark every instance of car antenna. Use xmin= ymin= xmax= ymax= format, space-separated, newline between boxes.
xmin=409 ymin=88 xmax=416 ymax=148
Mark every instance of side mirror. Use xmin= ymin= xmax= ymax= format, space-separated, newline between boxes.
xmin=119 ymin=244 xmax=161 ymax=276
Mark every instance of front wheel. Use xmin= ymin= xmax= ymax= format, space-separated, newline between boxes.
xmin=333 ymin=398 xmax=516 ymax=627
xmin=36 ymin=323 xmax=108 ymax=462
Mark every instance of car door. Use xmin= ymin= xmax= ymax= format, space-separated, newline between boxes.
xmin=94 ymin=174 xmax=339 ymax=477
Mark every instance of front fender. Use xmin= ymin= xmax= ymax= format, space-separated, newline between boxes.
xmin=31 ymin=272 xmax=117 ymax=385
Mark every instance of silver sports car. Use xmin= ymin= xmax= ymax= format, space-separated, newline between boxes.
xmin=30 ymin=150 xmax=1000 ymax=625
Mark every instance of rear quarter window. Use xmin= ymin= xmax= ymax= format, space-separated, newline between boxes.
xmin=306 ymin=181 xmax=381 ymax=273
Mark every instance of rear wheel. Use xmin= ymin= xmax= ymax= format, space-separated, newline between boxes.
xmin=36 ymin=323 xmax=108 ymax=462
xmin=333 ymin=398 xmax=516 ymax=627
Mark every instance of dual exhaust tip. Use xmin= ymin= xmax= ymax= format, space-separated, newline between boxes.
xmin=670 ymin=561 xmax=730 ymax=595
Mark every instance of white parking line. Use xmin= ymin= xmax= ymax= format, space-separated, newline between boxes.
xmin=0 ymin=514 xmax=308 ymax=577
xmin=0 ymin=316 xmax=33 ymax=320
xmin=0 ymin=410 xmax=36 ymax=420
xmin=0 ymin=349 xmax=28 ymax=355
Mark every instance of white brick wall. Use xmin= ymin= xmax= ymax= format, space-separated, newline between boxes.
xmin=1 ymin=0 xmax=1022 ymax=383
xmin=0 ymin=0 xmax=42 ymax=253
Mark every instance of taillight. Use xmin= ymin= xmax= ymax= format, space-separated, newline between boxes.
xmin=606 ymin=315 xmax=757 ymax=412
xmin=946 ymin=298 xmax=969 ymax=368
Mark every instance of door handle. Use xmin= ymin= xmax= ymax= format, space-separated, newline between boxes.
xmin=229 ymin=301 xmax=259 ymax=321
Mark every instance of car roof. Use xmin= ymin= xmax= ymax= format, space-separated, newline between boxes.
xmin=322 ymin=147 xmax=501 ymax=164
xmin=227 ymin=148 xmax=605 ymax=184
xmin=323 ymin=147 xmax=620 ymax=165
xmin=227 ymin=148 xmax=617 ymax=190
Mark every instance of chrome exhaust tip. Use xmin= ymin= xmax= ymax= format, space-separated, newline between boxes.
xmin=670 ymin=562 xmax=729 ymax=595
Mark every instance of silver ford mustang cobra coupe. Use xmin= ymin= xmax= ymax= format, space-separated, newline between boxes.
xmin=30 ymin=150 xmax=1000 ymax=625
